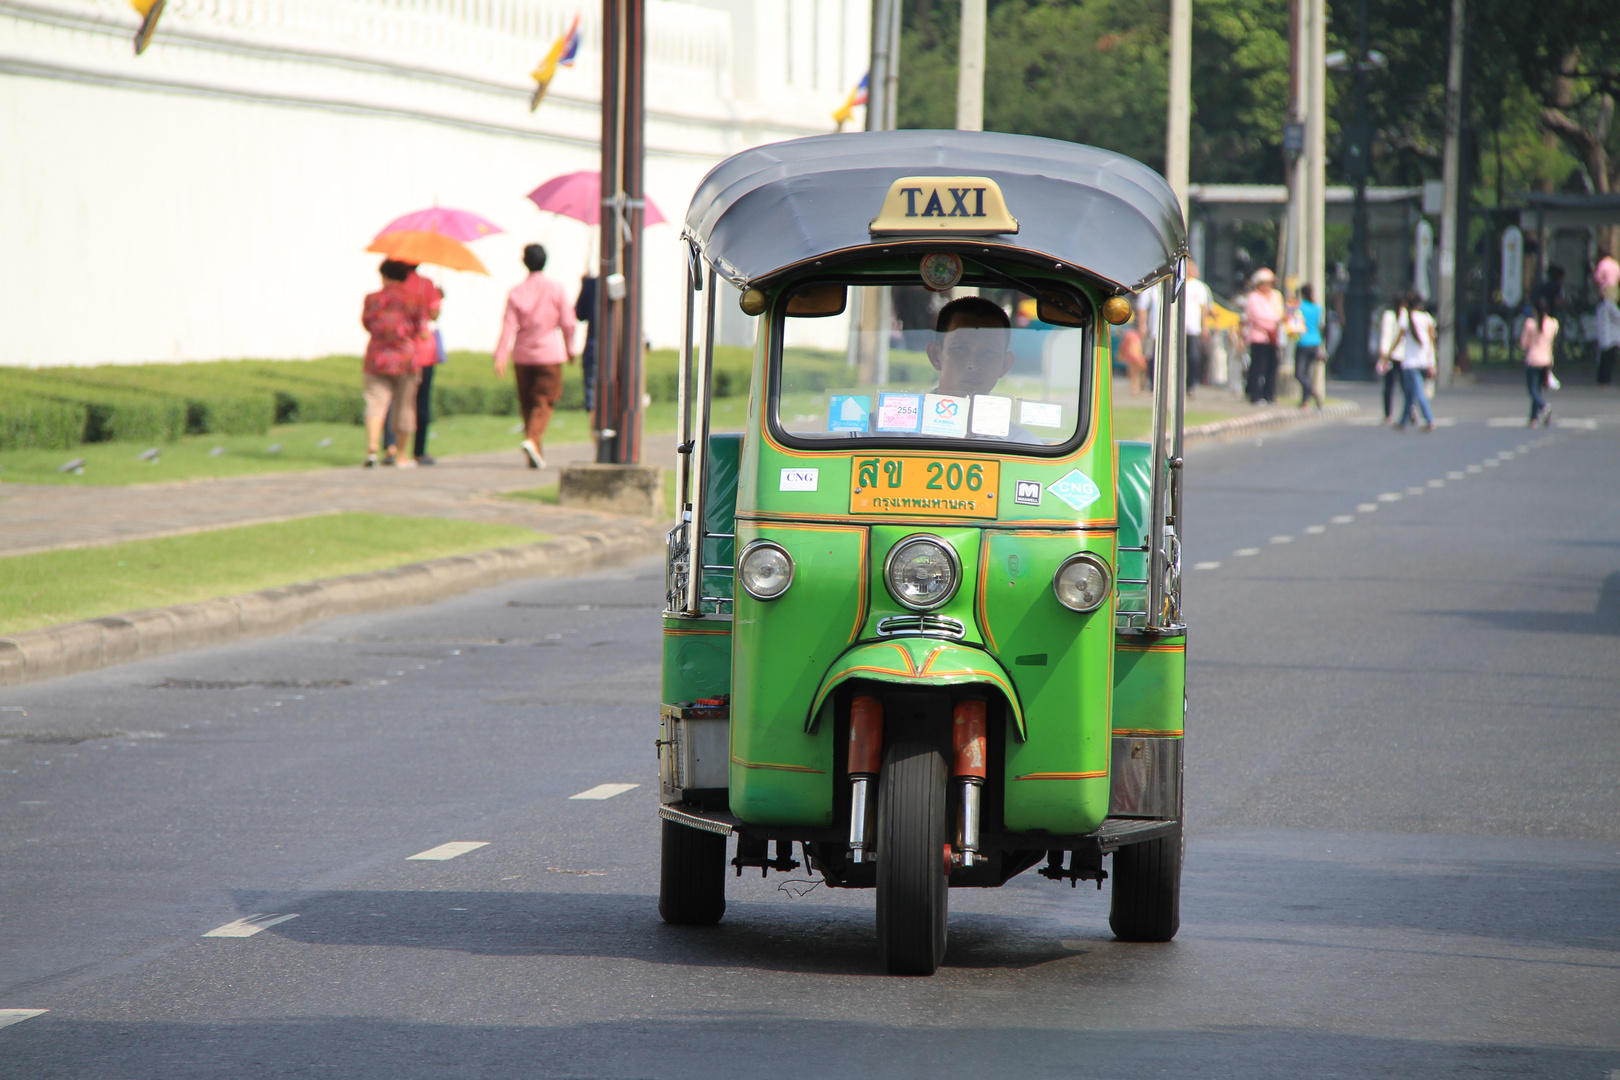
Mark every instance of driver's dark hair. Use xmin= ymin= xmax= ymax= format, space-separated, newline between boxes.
xmin=935 ymin=296 xmax=1010 ymax=333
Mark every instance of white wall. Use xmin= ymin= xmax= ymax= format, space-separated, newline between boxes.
xmin=0 ymin=0 xmax=869 ymax=365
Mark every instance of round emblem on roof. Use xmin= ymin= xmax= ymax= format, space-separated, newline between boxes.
xmin=919 ymin=252 xmax=963 ymax=292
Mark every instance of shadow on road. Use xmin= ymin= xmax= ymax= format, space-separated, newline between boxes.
xmin=1439 ymin=571 xmax=1620 ymax=636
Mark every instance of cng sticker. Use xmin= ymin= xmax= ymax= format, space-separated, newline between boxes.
xmin=1046 ymin=469 xmax=1101 ymax=512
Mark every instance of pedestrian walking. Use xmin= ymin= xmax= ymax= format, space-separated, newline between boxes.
xmin=1118 ymin=311 xmax=1148 ymax=396
xmin=402 ymin=266 xmax=443 ymax=464
xmin=1519 ymin=296 xmax=1559 ymax=427
xmin=1293 ymin=283 xmax=1325 ymax=409
xmin=1242 ymin=268 xmax=1284 ymax=404
xmin=1183 ymin=260 xmax=1212 ymax=398
xmin=1596 ymin=288 xmax=1620 ymax=387
xmin=1394 ymin=295 xmax=1436 ymax=432
xmin=1376 ymin=294 xmax=1407 ymax=424
xmin=574 ymin=273 xmax=599 ymax=412
xmin=361 ymin=259 xmax=425 ymax=468
xmin=494 ymin=243 xmax=578 ymax=469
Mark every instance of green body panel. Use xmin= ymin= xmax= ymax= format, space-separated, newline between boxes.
xmin=1114 ymin=440 xmax=1152 ymax=618
xmin=661 ymin=617 xmax=733 ymax=704
xmin=1111 ymin=638 xmax=1186 ymax=735
xmin=808 ymin=638 xmax=1023 ymax=732
xmin=860 ymin=525 xmax=986 ymax=645
xmin=701 ymin=434 xmax=741 ymax=612
xmin=979 ymin=530 xmax=1116 ymax=835
xmin=727 ymin=521 xmax=867 ymax=826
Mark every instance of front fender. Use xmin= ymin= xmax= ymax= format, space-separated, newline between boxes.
xmin=808 ymin=638 xmax=1025 ymax=740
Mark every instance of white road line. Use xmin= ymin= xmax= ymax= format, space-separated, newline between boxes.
xmin=1233 ymin=548 xmax=1261 ymax=557
xmin=1516 ymin=444 xmax=1529 ymax=452
xmin=1347 ymin=416 xmax=1384 ymax=426
xmin=1498 ymin=452 xmax=1516 ymax=460
xmin=1487 ymin=417 xmax=1524 ymax=427
xmin=570 ymin=783 xmax=640 ymax=800
xmin=1555 ymin=418 xmax=1597 ymax=429
xmin=1304 ymin=525 xmax=1326 ymax=534
xmin=1433 ymin=417 xmax=1457 ymax=427
xmin=1466 ymin=465 xmax=1483 ymax=473
xmin=1269 ymin=535 xmax=1293 ymax=544
xmin=1484 ymin=459 xmax=1500 ymax=467
xmin=203 ymin=913 xmax=299 ymax=938
xmin=1377 ymin=492 xmax=1402 ymax=502
xmin=1357 ymin=503 xmax=1378 ymax=512
xmin=1405 ymin=487 xmax=1425 ymax=495
xmin=1448 ymin=471 xmax=1466 ymax=479
xmin=1193 ymin=561 xmax=1221 ymax=570
xmin=1331 ymin=515 xmax=1355 ymax=524
xmin=1427 ymin=479 xmax=1444 ymax=488
xmin=407 ymin=841 xmax=491 ymax=861
xmin=0 ymin=1009 xmax=48 ymax=1029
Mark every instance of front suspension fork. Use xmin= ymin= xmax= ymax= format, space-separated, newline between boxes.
xmin=952 ymin=698 xmax=987 ymax=867
xmin=846 ymin=694 xmax=882 ymax=864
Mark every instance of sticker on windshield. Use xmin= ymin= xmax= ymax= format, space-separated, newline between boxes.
xmin=1047 ymin=469 xmax=1101 ymax=512
xmin=970 ymin=395 xmax=1011 ymax=437
xmin=780 ymin=467 xmax=819 ymax=492
xmin=920 ymin=394 xmax=969 ymax=437
xmin=827 ymin=394 xmax=871 ymax=432
xmin=1020 ymin=401 xmax=1063 ymax=428
xmin=876 ymin=393 xmax=923 ymax=433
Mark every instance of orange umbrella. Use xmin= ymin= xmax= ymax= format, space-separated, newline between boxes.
xmin=366 ymin=229 xmax=488 ymax=275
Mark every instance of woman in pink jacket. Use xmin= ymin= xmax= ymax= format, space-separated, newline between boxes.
xmin=1519 ymin=297 xmax=1559 ymax=427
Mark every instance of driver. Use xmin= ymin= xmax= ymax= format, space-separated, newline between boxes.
xmin=926 ymin=296 xmax=1040 ymax=443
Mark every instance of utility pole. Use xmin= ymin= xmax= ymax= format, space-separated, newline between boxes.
xmin=594 ymin=0 xmax=646 ymax=464
xmin=1284 ymin=0 xmax=1304 ymax=285
xmin=1165 ymin=0 xmax=1191 ymax=220
xmin=854 ymin=0 xmax=895 ymax=384
xmin=1435 ymin=0 xmax=1465 ymax=385
xmin=1339 ymin=0 xmax=1375 ymax=380
xmin=1307 ymin=0 xmax=1326 ymax=305
xmin=956 ymin=0 xmax=985 ymax=131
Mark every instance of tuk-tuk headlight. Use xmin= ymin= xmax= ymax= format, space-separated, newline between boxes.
xmin=739 ymin=540 xmax=794 ymax=600
xmin=884 ymin=535 xmax=960 ymax=611
xmin=1053 ymin=553 xmax=1111 ymax=613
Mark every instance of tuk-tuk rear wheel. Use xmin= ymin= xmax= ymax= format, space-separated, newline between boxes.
xmin=658 ymin=819 xmax=727 ymax=926
xmin=875 ymin=741 xmax=949 ymax=975
xmin=1108 ymin=823 xmax=1182 ymax=942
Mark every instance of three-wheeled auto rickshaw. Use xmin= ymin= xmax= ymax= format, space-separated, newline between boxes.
xmin=657 ymin=130 xmax=1189 ymax=975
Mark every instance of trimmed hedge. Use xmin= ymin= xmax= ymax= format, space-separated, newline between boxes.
xmin=0 ymin=397 xmax=87 ymax=452
xmin=0 ymin=372 xmax=187 ymax=444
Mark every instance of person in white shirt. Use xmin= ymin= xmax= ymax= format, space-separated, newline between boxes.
xmin=1596 ymin=292 xmax=1620 ymax=387
xmin=1393 ymin=293 xmax=1436 ymax=431
xmin=1376 ymin=296 xmax=1405 ymax=423
xmin=1182 ymin=261 xmax=1213 ymax=398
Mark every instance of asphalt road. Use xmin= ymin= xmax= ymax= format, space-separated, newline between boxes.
xmin=2 ymin=382 xmax=1617 ymax=1079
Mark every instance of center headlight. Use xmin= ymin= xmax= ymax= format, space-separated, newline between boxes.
xmin=739 ymin=540 xmax=794 ymax=600
xmin=884 ymin=535 xmax=960 ymax=611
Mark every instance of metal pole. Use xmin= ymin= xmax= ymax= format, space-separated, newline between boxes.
xmin=884 ymin=0 xmax=899 ymax=131
xmin=866 ymin=0 xmax=890 ymax=131
xmin=620 ymin=0 xmax=646 ymax=463
xmin=1307 ymin=0 xmax=1327 ymax=309
xmin=956 ymin=0 xmax=985 ymax=131
xmin=1340 ymin=0 xmax=1375 ymax=380
xmin=683 ymin=267 xmax=718 ymax=617
xmin=673 ymin=243 xmax=698 ymax=516
xmin=595 ymin=0 xmax=621 ymax=462
xmin=1165 ymin=0 xmax=1191 ymax=219
xmin=1435 ymin=0 xmax=1465 ymax=385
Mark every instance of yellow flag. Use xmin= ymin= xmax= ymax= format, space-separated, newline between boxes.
xmin=529 ymin=14 xmax=581 ymax=112
xmin=130 ymin=0 xmax=165 ymax=54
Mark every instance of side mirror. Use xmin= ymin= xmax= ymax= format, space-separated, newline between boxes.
xmin=1036 ymin=291 xmax=1091 ymax=327
xmin=786 ymin=284 xmax=848 ymax=317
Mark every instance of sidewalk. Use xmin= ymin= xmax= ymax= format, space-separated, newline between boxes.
xmin=0 ymin=440 xmax=678 ymax=558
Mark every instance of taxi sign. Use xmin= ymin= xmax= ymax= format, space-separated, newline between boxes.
xmin=850 ymin=455 xmax=1000 ymax=519
xmin=869 ymin=176 xmax=1019 ymax=236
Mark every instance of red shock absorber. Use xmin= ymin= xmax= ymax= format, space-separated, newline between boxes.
xmin=847 ymin=694 xmax=883 ymax=863
xmin=952 ymin=698 xmax=988 ymax=867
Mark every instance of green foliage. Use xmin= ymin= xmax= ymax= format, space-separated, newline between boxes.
xmin=0 ymin=397 xmax=86 ymax=452
xmin=0 ymin=371 xmax=187 ymax=444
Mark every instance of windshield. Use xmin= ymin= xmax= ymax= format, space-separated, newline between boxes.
xmin=773 ymin=283 xmax=1088 ymax=452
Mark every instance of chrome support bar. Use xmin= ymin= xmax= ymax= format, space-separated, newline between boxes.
xmin=682 ymin=265 xmax=718 ymax=618
xmin=848 ymin=776 xmax=874 ymax=863
xmin=1146 ymin=259 xmax=1188 ymax=632
xmin=955 ymin=779 xmax=982 ymax=867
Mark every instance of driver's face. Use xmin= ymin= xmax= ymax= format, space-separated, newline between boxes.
xmin=926 ymin=318 xmax=1016 ymax=396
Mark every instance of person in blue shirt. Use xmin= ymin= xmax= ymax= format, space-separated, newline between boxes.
xmin=1293 ymin=284 xmax=1325 ymax=409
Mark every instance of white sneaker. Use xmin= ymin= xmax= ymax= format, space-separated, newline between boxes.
xmin=395 ymin=457 xmax=418 ymax=469
xmin=521 ymin=439 xmax=545 ymax=469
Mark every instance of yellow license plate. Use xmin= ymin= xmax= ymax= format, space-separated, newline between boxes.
xmin=849 ymin=456 xmax=1001 ymax=518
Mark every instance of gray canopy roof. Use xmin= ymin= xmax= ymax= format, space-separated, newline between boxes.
xmin=684 ymin=130 xmax=1186 ymax=295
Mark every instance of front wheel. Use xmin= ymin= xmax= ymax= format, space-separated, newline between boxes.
xmin=1108 ymin=823 xmax=1182 ymax=942
xmin=658 ymin=819 xmax=727 ymax=925
xmin=875 ymin=741 xmax=949 ymax=975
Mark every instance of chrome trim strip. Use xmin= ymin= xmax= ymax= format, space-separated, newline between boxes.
xmin=875 ymin=613 xmax=967 ymax=639
xmin=658 ymin=805 xmax=735 ymax=836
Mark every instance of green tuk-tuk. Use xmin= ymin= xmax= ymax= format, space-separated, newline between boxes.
xmin=657 ymin=130 xmax=1188 ymax=975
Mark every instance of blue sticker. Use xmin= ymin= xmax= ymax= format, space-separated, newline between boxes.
xmin=827 ymin=394 xmax=872 ymax=432
xmin=1047 ymin=469 xmax=1101 ymax=512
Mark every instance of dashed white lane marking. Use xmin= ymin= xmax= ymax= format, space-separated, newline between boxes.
xmin=407 ymin=841 xmax=490 ymax=861
xmin=1448 ymin=471 xmax=1465 ymax=479
xmin=0 ymin=1009 xmax=48 ymax=1029
xmin=1357 ymin=503 xmax=1378 ymax=512
xmin=1427 ymin=479 xmax=1444 ymax=488
xmin=1405 ymin=486 xmax=1425 ymax=495
xmin=1377 ymin=492 xmax=1402 ymax=502
xmin=1484 ymin=459 xmax=1500 ymax=467
xmin=1193 ymin=561 xmax=1221 ymax=570
xmin=1516 ymin=444 xmax=1530 ymax=451
xmin=1331 ymin=515 xmax=1355 ymax=524
xmin=570 ymin=783 xmax=640 ymax=800
xmin=1233 ymin=548 xmax=1261 ymax=557
xmin=1497 ymin=452 xmax=1516 ymax=460
xmin=1433 ymin=417 xmax=1457 ymax=427
xmin=203 ymin=913 xmax=299 ymax=938
xmin=1305 ymin=525 xmax=1327 ymax=534
xmin=1466 ymin=465 xmax=1483 ymax=473
xmin=1347 ymin=416 xmax=1384 ymax=426
xmin=1487 ymin=417 xmax=1524 ymax=427
xmin=1269 ymin=535 xmax=1293 ymax=544
xmin=1555 ymin=418 xmax=1597 ymax=429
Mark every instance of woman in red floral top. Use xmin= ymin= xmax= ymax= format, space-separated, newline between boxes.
xmin=361 ymin=260 xmax=426 ymax=467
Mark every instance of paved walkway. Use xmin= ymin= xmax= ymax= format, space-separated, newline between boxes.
xmin=0 ymin=440 xmax=680 ymax=557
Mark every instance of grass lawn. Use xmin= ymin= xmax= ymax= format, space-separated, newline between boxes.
xmin=0 ymin=512 xmax=548 ymax=635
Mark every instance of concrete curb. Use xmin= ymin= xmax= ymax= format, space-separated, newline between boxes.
xmin=1184 ymin=400 xmax=1360 ymax=443
xmin=0 ymin=521 xmax=668 ymax=688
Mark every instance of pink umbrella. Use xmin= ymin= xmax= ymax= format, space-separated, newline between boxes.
xmin=526 ymin=171 xmax=666 ymax=227
xmin=374 ymin=207 xmax=504 ymax=243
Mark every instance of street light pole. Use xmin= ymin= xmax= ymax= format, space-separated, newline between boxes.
xmin=1339 ymin=0 xmax=1375 ymax=380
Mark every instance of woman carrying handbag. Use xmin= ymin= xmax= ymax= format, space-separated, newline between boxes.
xmin=1519 ymin=297 xmax=1559 ymax=427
